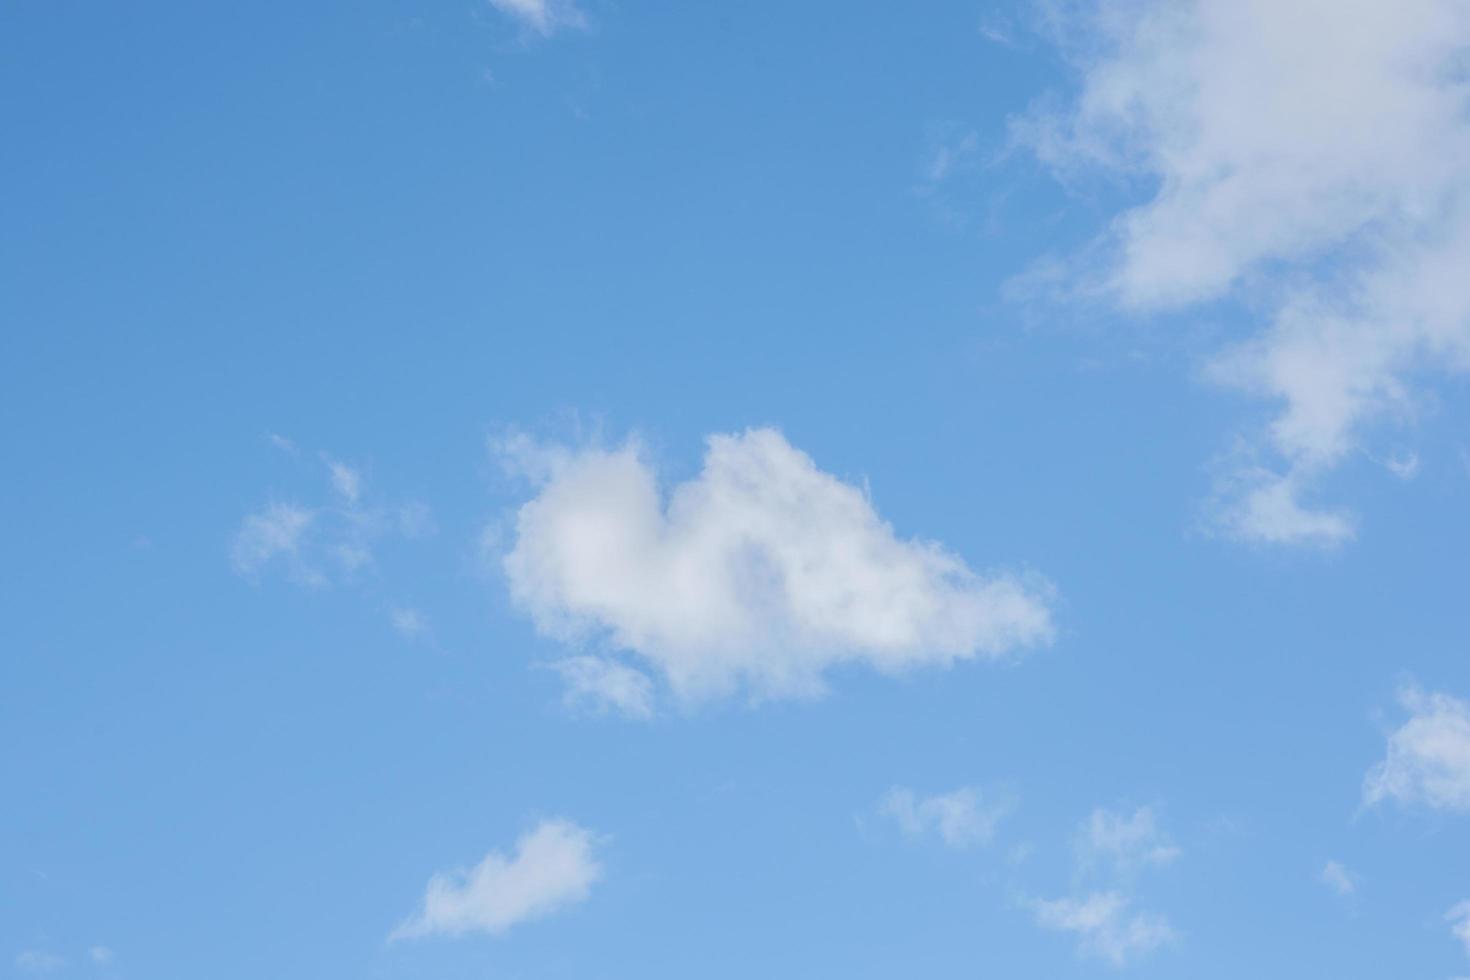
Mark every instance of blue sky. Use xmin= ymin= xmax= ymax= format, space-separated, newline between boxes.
xmin=5 ymin=1 xmax=1470 ymax=977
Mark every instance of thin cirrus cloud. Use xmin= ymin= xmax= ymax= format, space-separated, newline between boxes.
xmin=1032 ymin=891 xmax=1176 ymax=968
xmin=487 ymin=0 xmax=587 ymax=37
xmin=1077 ymin=805 xmax=1180 ymax=876
xmin=495 ymin=428 xmax=1055 ymax=707
xmin=232 ymin=450 xmax=434 ymax=588
xmin=1449 ymin=900 xmax=1470 ymax=959
xmin=1321 ymin=860 xmax=1356 ymax=897
xmin=391 ymin=819 xmax=601 ymax=941
xmin=877 ymin=786 xmax=1015 ymax=849
xmin=1021 ymin=0 xmax=1470 ymax=546
xmin=548 ymin=655 xmax=656 ymax=720
xmin=1031 ymin=805 xmax=1179 ymax=966
xmin=13 ymin=951 xmax=65 ymax=975
xmin=1363 ymin=686 xmax=1470 ymax=812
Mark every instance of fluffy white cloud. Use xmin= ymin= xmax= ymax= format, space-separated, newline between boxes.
xmin=549 ymin=656 xmax=655 ymax=719
xmin=488 ymin=0 xmax=586 ymax=36
xmin=391 ymin=819 xmax=601 ymax=941
xmin=878 ymin=786 xmax=1014 ymax=849
xmin=1079 ymin=805 xmax=1180 ymax=875
xmin=1032 ymin=891 xmax=1175 ymax=967
xmin=498 ymin=429 xmax=1054 ymax=705
xmin=1320 ymin=860 xmax=1356 ymax=897
xmin=1364 ymin=686 xmax=1470 ymax=812
xmin=1026 ymin=0 xmax=1470 ymax=545
xmin=1450 ymin=900 xmax=1470 ymax=958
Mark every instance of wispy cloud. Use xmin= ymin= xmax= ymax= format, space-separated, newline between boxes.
xmin=1078 ymin=805 xmax=1181 ymax=876
xmin=1364 ymin=686 xmax=1470 ymax=812
xmin=389 ymin=607 xmax=429 ymax=641
xmin=231 ymin=502 xmax=317 ymax=581
xmin=391 ymin=819 xmax=602 ymax=940
xmin=232 ymin=452 xmax=433 ymax=590
xmin=549 ymin=656 xmax=655 ymax=719
xmin=1031 ymin=804 xmax=1179 ymax=966
xmin=323 ymin=455 xmax=362 ymax=506
xmin=1449 ymin=900 xmax=1470 ymax=959
xmin=266 ymin=431 xmax=298 ymax=455
xmin=877 ymin=786 xmax=1015 ymax=849
xmin=1022 ymin=0 xmax=1470 ymax=545
xmin=14 ymin=951 xmax=65 ymax=974
xmin=1321 ymin=860 xmax=1356 ymax=897
xmin=488 ymin=0 xmax=587 ymax=37
xmin=495 ymin=428 xmax=1054 ymax=706
xmin=1032 ymin=891 xmax=1175 ymax=967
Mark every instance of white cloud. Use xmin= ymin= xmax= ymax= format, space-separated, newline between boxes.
xmin=497 ymin=429 xmax=1054 ymax=705
xmin=392 ymin=819 xmax=601 ymax=941
xmin=488 ymin=0 xmax=587 ymax=37
xmin=323 ymin=456 xmax=362 ymax=505
xmin=1364 ymin=686 xmax=1470 ymax=812
xmin=1024 ymin=0 xmax=1470 ymax=544
xmin=1079 ymin=805 xmax=1181 ymax=875
xmin=233 ymin=453 xmax=428 ymax=588
xmin=1032 ymin=891 xmax=1175 ymax=967
xmin=1032 ymin=805 xmax=1179 ymax=966
xmin=1450 ymin=900 xmax=1470 ymax=958
xmin=231 ymin=502 xmax=316 ymax=578
xmin=549 ymin=656 xmax=655 ymax=719
xmin=89 ymin=946 xmax=113 ymax=965
xmin=14 ymin=950 xmax=65 ymax=974
xmin=266 ymin=431 xmax=298 ymax=454
xmin=878 ymin=786 xmax=1014 ymax=848
xmin=1320 ymin=860 xmax=1356 ymax=896
xmin=390 ymin=607 xmax=429 ymax=640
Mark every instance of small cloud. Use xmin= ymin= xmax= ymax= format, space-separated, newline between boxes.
xmin=1205 ymin=463 xmax=1355 ymax=548
xmin=391 ymin=819 xmax=602 ymax=940
xmin=1320 ymin=860 xmax=1356 ymax=897
xmin=15 ymin=950 xmax=65 ymax=974
xmin=231 ymin=502 xmax=315 ymax=577
xmin=267 ymin=432 xmax=298 ymax=454
xmin=1450 ymin=900 xmax=1470 ymax=958
xmin=1384 ymin=452 xmax=1420 ymax=480
xmin=233 ymin=448 xmax=429 ymax=589
xmin=977 ymin=14 xmax=1017 ymax=47
xmin=1078 ymin=805 xmax=1180 ymax=876
xmin=322 ymin=456 xmax=363 ymax=505
xmin=390 ymin=607 xmax=429 ymax=641
xmin=89 ymin=947 xmax=113 ymax=965
xmin=1031 ymin=892 xmax=1175 ymax=967
xmin=549 ymin=656 xmax=655 ymax=719
xmin=877 ymin=786 xmax=1014 ymax=849
xmin=488 ymin=0 xmax=587 ymax=37
xmin=1364 ymin=686 xmax=1470 ymax=813
xmin=1030 ymin=804 xmax=1181 ymax=966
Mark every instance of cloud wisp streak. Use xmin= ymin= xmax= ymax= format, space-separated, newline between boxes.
xmin=878 ymin=786 xmax=1016 ymax=849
